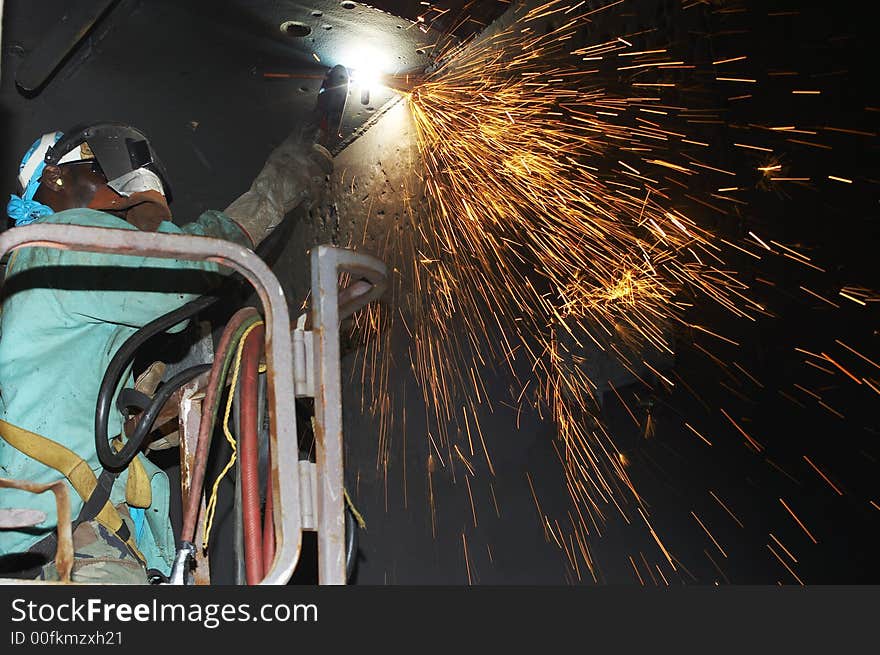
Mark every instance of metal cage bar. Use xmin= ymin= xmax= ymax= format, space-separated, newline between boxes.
xmin=311 ymin=245 xmax=387 ymax=584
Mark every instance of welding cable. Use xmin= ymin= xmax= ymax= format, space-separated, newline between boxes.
xmin=345 ymin=506 xmax=357 ymax=581
xmin=181 ymin=307 xmax=262 ymax=545
xmin=93 ymin=226 xmax=286 ymax=473
xmin=95 ymin=363 xmax=211 ymax=472
xmin=239 ymin=322 xmax=266 ymax=584
xmin=95 ymin=297 xmax=217 ymax=471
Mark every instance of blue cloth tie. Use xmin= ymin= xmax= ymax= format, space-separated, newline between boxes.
xmin=7 ymin=195 xmax=54 ymax=226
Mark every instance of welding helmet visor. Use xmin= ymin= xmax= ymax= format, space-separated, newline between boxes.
xmin=45 ymin=122 xmax=173 ymax=203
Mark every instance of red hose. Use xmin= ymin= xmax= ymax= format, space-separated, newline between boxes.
xmin=181 ymin=307 xmax=259 ymax=545
xmin=262 ymin=449 xmax=275 ymax=578
xmin=240 ymin=323 xmax=265 ymax=584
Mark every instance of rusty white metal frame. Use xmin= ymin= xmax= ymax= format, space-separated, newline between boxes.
xmin=310 ymin=245 xmax=387 ymax=584
xmin=177 ymin=373 xmax=212 ymax=585
xmin=0 ymin=224 xmax=301 ymax=585
xmin=0 ymin=477 xmax=73 ymax=583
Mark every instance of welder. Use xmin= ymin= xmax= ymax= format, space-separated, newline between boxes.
xmin=0 ymin=123 xmax=333 ymax=582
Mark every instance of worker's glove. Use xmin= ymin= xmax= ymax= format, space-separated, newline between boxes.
xmin=224 ymin=133 xmax=334 ymax=248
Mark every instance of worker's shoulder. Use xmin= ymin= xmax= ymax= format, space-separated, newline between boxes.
xmin=37 ymin=208 xmax=134 ymax=229
xmin=26 ymin=208 xmax=248 ymax=248
xmin=3 ymin=209 xmax=135 ymax=273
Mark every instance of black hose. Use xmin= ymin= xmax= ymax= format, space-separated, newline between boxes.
xmin=345 ymin=506 xmax=358 ymax=582
xmin=93 ymin=225 xmax=287 ymax=473
xmin=95 ymin=363 xmax=211 ymax=471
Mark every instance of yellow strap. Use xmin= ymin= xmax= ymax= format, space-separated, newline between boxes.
xmin=125 ymin=456 xmax=152 ymax=508
xmin=112 ymin=437 xmax=152 ymax=508
xmin=0 ymin=419 xmax=145 ymax=562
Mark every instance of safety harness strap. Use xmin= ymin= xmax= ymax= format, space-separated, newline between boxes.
xmin=0 ymin=419 xmax=144 ymax=564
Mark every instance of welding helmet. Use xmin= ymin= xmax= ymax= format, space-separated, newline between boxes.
xmin=44 ymin=122 xmax=173 ymax=203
